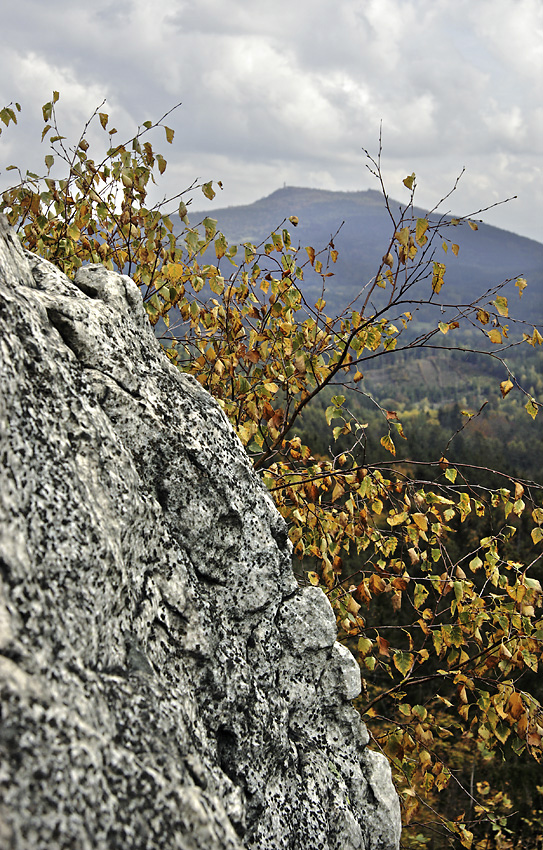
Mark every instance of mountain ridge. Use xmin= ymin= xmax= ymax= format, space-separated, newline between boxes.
xmin=189 ymin=186 xmax=543 ymax=327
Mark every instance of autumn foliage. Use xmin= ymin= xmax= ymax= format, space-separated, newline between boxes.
xmin=2 ymin=95 xmax=543 ymax=849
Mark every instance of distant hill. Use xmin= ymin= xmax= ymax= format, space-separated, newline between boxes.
xmin=189 ymin=186 xmax=543 ymax=331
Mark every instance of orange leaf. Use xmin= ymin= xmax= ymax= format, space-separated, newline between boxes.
xmin=506 ymin=691 xmax=524 ymax=721
xmin=376 ymin=635 xmax=390 ymax=656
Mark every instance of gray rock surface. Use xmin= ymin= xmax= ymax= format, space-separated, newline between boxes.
xmin=0 ymin=213 xmax=401 ymax=850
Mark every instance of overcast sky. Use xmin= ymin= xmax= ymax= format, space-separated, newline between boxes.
xmin=1 ymin=0 xmax=542 ymax=241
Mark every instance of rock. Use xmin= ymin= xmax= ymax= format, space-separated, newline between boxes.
xmin=0 ymin=214 xmax=401 ymax=850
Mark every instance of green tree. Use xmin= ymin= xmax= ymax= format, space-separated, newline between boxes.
xmin=2 ymin=94 xmax=543 ymax=849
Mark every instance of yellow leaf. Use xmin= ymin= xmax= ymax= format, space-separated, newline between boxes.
xmin=306 ymin=246 xmax=315 ymax=266
xmin=164 ymin=125 xmax=175 ymax=143
xmin=515 ymin=277 xmax=527 ymax=297
xmin=468 ymin=221 xmax=478 ymax=231
xmin=452 ymin=243 xmax=459 ymax=256
xmin=67 ymin=223 xmax=80 ymax=242
xmin=331 ymin=481 xmax=345 ymax=502
xmin=458 ymin=493 xmax=471 ymax=521
xmin=432 ymin=262 xmax=446 ymax=293
xmin=215 ymin=233 xmax=227 ymax=259
xmin=416 ymin=218 xmax=429 ymax=245
xmin=380 ymin=433 xmax=396 ymax=456
xmin=487 ymin=329 xmax=502 ymax=344
xmin=358 ymin=637 xmax=373 ymax=656
xmin=414 ymin=583 xmax=429 ymax=609
xmin=412 ymin=513 xmax=428 ymax=532
xmin=202 ymin=181 xmax=215 ymax=200
xmin=500 ymin=380 xmax=514 ymax=398
xmin=209 ymin=275 xmax=225 ymax=295
xmin=236 ymin=423 xmax=252 ymax=444
xmin=494 ymin=296 xmax=508 ymax=317
xmin=403 ymin=173 xmax=415 ymax=190
xmin=387 ymin=510 xmax=409 ymax=527
xmin=459 ymin=826 xmax=474 ymax=849
xmin=477 ymin=309 xmax=490 ymax=325
xmin=525 ymin=398 xmax=539 ymax=419
xmin=162 ymin=263 xmax=181 ymax=283
xmin=532 ymin=528 xmax=543 ymax=545
xmin=395 ymin=227 xmax=409 ymax=247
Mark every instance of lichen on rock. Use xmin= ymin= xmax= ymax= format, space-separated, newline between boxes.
xmin=0 ymin=214 xmax=401 ymax=849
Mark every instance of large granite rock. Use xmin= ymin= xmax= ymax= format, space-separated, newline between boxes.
xmin=0 ymin=214 xmax=401 ymax=850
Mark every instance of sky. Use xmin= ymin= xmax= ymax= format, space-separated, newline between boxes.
xmin=1 ymin=0 xmax=542 ymax=242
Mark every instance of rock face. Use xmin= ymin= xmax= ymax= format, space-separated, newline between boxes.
xmin=0 ymin=214 xmax=401 ymax=850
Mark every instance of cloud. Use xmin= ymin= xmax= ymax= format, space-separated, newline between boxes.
xmin=1 ymin=0 xmax=541 ymax=240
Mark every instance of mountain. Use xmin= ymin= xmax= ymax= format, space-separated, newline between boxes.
xmin=189 ymin=186 xmax=543 ymax=330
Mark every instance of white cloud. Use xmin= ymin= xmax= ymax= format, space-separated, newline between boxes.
xmin=0 ymin=0 xmax=541 ymax=240
xmin=14 ymin=52 xmax=111 ymax=118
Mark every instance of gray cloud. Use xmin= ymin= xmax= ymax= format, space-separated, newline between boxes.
xmin=1 ymin=0 xmax=541 ymax=240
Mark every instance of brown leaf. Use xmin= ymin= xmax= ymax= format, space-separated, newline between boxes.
xmin=376 ymin=635 xmax=390 ymax=656
xmin=369 ymin=574 xmax=386 ymax=595
xmin=506 ymin=691 xmax=524 ymax=720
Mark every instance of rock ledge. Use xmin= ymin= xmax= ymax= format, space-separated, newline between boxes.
xmin=0 ymin=215 xmax=401 ymax=849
